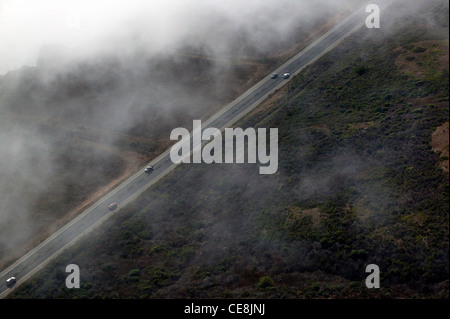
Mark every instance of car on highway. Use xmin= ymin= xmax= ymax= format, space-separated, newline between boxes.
xmin=270 ymin=73 xmax=278 ymax=79
xmin=108 ymin=202 xmax=118 ymax=211
xmin=283 ymin=73 xmax=290 ymax=79
xmin=144 ymin=165 xmax=154 ymax=174
xmin=6 ymin=277 xmax=16 ymax=288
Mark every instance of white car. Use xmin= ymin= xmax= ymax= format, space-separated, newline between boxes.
xmin=6 ymin=277 xmax=16 ymax=287
xmin=144 ymin=165 xmax=154 ymax=174
xmin=283 ymin=73 xmax=290 ymax=79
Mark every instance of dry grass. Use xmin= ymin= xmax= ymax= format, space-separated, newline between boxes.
xmin=432 ymin=121 xmax=449 ymax=171
xmin=394 ymin=40 xmax=449 ymax=79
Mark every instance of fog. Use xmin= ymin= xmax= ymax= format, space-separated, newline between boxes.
xmin=0 ymin=0 xmax=349 ymax=74
xmin=0 ymin=0 xmax=354 ymax=264
xmin=0 ymin=0 xmax=447 ymax=298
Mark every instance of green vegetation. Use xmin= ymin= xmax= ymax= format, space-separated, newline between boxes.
xmin=9 ymin=0 xmax=449 ymax=299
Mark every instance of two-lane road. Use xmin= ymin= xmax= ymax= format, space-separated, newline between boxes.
xmin=0 ymin=1 xmax=389 ymax=298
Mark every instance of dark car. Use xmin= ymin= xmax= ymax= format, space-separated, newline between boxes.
xmin=144 ymin=165 xmax=154 ymax=174
xmin=271 ymin=73 xmax=278 ymax=79
xmin=283 ymin=73 xmax=290 ymax=79
xmin=6 ymin=277 xmax=16 ymax=288
xmin=108 ymin=202 xmax=118 ymax=211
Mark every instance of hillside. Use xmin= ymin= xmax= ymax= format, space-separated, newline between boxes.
xmin=0 ymin=7 xmax=338 ymax=271
xmin=8 ymin=0 xmax=449 ymax=299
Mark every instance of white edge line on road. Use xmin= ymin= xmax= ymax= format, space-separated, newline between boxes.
xmin=1 ymin=0 xmax=394 ymax=298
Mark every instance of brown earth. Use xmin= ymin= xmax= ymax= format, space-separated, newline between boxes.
xmin=395 ymin=40 xmax=449 ymax=172
xmin=394 ymin=40 xmax=449 ymax=79
xmin=431 ymin=121 xmax=449 ymax=171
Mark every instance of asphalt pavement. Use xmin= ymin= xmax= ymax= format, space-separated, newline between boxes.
xmin=0 ymin=1 xmax=386 ymax=298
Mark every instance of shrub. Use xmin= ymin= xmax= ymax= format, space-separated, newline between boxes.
xmin=258 ymin=276 xmax=275 ymax=289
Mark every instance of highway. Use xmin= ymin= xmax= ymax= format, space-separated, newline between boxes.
xmin=0 ymin=1 xmax=382 ymax=298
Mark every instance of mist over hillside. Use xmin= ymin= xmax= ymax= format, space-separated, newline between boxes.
xmin=4 ymin=0 xmax=448 ymax=300
xmin=0 ymin=0 xmax=351 ymax=74
xmin=0 ymin=0 xmax=352 ymax=266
